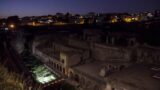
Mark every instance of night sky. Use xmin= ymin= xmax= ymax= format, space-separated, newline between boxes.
xmin=0 ymin=0 xmax=160 ymax=17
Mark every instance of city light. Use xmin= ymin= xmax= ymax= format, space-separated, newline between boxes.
xmin=32 ymin=22 xmax=36 ymax=26
xmin=134 ymin=17 xmax=139 ymax=21
xmin=111 ymin=18 xmax=118 ymax=23
xmin=9 ymin=24 xmax=15 ymax=29
xmin=124 ymin=17 xmax=132 ymax=23
xmin=131 ymin=17 xmax=139 ymax=21
xmin=54 ymin=22 xmax=67 ymax=25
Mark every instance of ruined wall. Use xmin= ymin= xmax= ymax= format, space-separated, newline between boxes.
xmin=69 ymin=68 xmax=106 ymax=90
xmin=68 ymin=39 xmax=90 ymax=49
xmin=137 ymin=46 xmax=160 ymax=63
xmin=92 ymin=43 xmax=131 ymax=62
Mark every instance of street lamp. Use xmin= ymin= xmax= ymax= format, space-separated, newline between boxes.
xmin=32 ymin=22 xmax=36 ymax=26
xmin=9 ymin=24 xmax=15 ymax=29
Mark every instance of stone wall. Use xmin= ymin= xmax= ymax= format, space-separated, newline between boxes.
xmin=92 ymin=43 xmax=131 ymax=62
xmin=137 ymin=46 xmax=160 ymax=63
xmin=68 ymin=68 xmax=106 ymax=90
xmin=68 ymin=39 xmax=90 ymax=49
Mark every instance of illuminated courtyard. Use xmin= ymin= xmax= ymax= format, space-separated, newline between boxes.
xmin=22 ymin=50 xmax=59 ymax=84
xmin=32 ymin=65 xmax=56 ymax=84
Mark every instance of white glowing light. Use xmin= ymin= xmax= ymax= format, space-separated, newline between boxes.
xmin=36 ymin=75 xmax=55 ymax=84
xmin=10 ymin=24 xmax=15 ymax=28
xmin=32 ymin=65 xmax=57 ymax=84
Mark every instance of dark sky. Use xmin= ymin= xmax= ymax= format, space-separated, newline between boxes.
xmin=0 ymin=0 xmax=160 ymax=17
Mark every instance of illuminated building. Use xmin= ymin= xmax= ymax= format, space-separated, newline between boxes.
xmin=111 ymin=18 xmax=118 ymax=23
xmin=123 ymin=17 xmax=132 ymax=23
xmin=32 ymin=41 xmax=83 ymax=77
xmin=110 ymin=16 xmax=118 ymax=23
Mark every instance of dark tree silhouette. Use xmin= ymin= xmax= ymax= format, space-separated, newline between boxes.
xmin=7 ymin=15 xmax=20 ymax=26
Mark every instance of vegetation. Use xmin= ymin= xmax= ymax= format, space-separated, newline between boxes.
xmin=0 ymin=64 xmax=42 ymax=90
xmin=0 ymin=64 xmax=26 ymax=90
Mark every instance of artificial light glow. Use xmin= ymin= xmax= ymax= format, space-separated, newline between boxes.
xmin=124 ymin=17 xmax=132 ymax=23
xmin=131 ymin=17 xmax=139 ymax=21
xmin=10 ymin=24 xmax=15 ymax=28
xmin=79 ymin=19 xmax=85 ymax=24
xmin=33 ymin=65 xmax=57 ymax=84
xmin=134 ymin=17 xmax=139 ymax=21
xmin=32 ymin=22 xmax=36 ymax=26
xmin=79 ymin=16 xmax=83 ymax=19
xmin=54 ymin=22 xmax=66 ymax=25
xmin=111 ymin=18 xmax=118 ymax=23
xmin=36 ymin=75 xmax=55 ymax=84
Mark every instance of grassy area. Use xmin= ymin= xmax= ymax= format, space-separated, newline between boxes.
xmin=0 ymin=64 xmax=27 ymax=90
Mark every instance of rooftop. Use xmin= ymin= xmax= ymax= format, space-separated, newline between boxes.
xmin=73 ymin=61 xmax=130 ymax=84
xmin=73 ymin=61 xmax=106 ymax=84
xmin=108 ymin=64 xmax=160 ymax=90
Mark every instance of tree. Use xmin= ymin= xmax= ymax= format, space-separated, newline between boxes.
xmin=64 ymin=12 xmax=71 ymax=23
xmin=0 ymin=18 xmax=6 ymax=26
xmin=6 ymin=16 xmax=20 ymax=27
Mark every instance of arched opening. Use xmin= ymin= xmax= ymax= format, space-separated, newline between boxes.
xmin=57 ymin=65 xmax=60 ymax=70
xmin=54 ymin=63 xmax=56 ymax=68
xmin=60 ymin=66 xmax=62 ymax=72
xmin=119 ymin=65 xmax=125 ymax=70
xmin=56 ymin=64 xmax=59 ymax=70
xmin=69 ymin=71 xmax=74 ymax=79
xmin=74 ymin=74 xmax=80 ymax=83
xmin=63 ymin=68 xmax=65 ymax=74
xmin=62 ymin=59 xmax=65 ymax=63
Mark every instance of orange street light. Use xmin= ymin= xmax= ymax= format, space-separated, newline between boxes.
xmin=32 ymin=22 xmax=36 ymax=26
xmin=10 ymin=24 xmax=15 ymax=29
